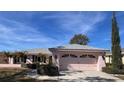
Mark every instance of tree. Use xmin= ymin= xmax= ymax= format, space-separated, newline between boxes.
xmin=70 ymin=34 xmax=89 ymax=45
xmin=111 ymin=12 xmax=123 ymax=70
xmin=3 ymin=51 xmax=13 ymax=57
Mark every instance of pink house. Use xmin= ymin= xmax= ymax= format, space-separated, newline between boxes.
xmin=0 ymin=44 xmax=107 ymax=71
xmin=49 ymin=44 xmax=107 ymax=71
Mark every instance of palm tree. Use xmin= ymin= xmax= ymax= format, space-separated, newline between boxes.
xmin=3 ymin=51 xmax=13 ymax=57
xmin=3 ymin=51 xmax=12 ymax=63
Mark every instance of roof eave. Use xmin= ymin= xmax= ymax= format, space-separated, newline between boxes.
xmin=49 ymin=48 xmax=109 ymax=52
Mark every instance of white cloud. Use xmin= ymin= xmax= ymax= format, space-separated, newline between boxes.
xmin=0 ymin=12 xmax=107 ymax=51
xmin=41 ymin=12 xmax=106 ymax=34
xmin=61 ymin=12 xmax=106 ymax=34
xmin=0 ymin=17 xmax=58 ymax=50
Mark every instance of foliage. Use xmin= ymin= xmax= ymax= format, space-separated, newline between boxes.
xmin=105 ymin=63 xmax=112 ymax=68
xmin=102 ymin=66 xmax=124 ymax=74
xmin=13 ymin=52 xmax=26 ymax=57
xmin=37 ymin=65 xmax=59 ymax=76
xmin=111 ymin=12 xmax=123 ymax=70
xmin=70 ymin=34 xmax=89 ymax=45
xmin=3 ymin=51 xmax=13 ymax=57
xmin=27 ymin=64 xmax=37 ymax=69
xmin=102 ymin=63 xmax=124 ymax=74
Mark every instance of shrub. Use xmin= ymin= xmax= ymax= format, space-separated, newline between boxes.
xmin=27 ymin=64 xmax=36 ymax=69
xmin=102 ymin=66 xmax=112 ymax=74
xmin=102 ymin=66 xmax=124 ymax=74
xmin=21 ymin=63 xmax=27 ymax=68
xmin=37 ymin=65 xmax=47 ymax=75
xmin=46 ymin=65 xmax=59 ymax=76
xmin=37 ymin=64 xmax=59 ymax=76
xmin=105 ymin=63 xmax=112 ymax=67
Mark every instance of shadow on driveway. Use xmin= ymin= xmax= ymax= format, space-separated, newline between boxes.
xmin=83 ymin=76 xmax=116 ymax=82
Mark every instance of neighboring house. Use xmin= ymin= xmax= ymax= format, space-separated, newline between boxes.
xmin=25 ymin=48 xmax=52 ymax=64
xmin=0 ymin=49 xmax=52 ymax=68
xmin=0 ymin=44 xmax=108 ymax=71
xmin=105 ymin=48 xmax=124 ymax=64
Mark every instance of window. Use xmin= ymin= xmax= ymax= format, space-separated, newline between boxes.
xmin=80 ymin=55 xmax=87 ymax=58
xmin=87 ymin=55 xmax=96 ymax=58
xmin=62 ymin=54 xmax=69 ymax=58
xmin=70 ymin=54 xmax=77 ymax=58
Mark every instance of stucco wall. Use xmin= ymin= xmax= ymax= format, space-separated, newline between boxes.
xmin=0 ymin=64 xmax=21 ymax=68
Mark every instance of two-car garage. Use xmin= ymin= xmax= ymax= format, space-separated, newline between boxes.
xmin=59 ymin=53 xmax=97 ymax=71
xmin=49 ymin=44 xmax=107 ymax=71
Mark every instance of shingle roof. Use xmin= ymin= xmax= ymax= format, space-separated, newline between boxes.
xmin=55 ymin=44 xmax=107 ymax=50
xmin=22 ymin=44 xmax=108 ymax=54
xmin=25 ymin=48 xmax=52 ymax=55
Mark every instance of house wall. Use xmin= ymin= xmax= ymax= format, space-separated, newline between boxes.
xmin=0 ymin=64 xmax=21 ymax=68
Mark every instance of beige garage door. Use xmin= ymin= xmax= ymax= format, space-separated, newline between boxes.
xmin=59 ymin=54 xmax=97 ymax=71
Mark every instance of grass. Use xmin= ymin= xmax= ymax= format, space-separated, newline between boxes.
xmin=0 ymin=68 xmax=48 ymax=82
xmin=0 ymin=68 xmax=29 ymax=82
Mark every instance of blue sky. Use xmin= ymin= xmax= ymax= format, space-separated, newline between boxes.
xmin=0 ymin=11 xmax=124 ymax=51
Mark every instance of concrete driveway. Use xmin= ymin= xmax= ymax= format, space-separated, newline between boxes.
xmin=34 ymin=71 xmax=123 ymax=82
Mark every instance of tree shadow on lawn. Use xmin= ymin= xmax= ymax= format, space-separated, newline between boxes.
xmin=83 ymin=76 xmax=116 ymax=82
xmin=59 ymin=71 xmax=83 ymax=76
